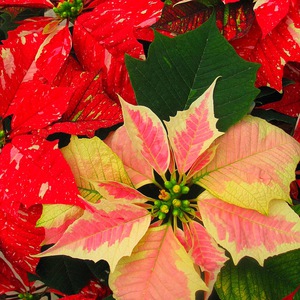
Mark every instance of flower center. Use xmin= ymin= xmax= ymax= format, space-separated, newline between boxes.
xmin=18 ymin=292 xmax=34 ymax=300
xmin=53 ymin=0 xmax=83 ymax=20
xmin=0 ymin=117 xmax=7 ymax=149
xmin=151 ymin=178 xmax=197 ymax=223
xmin=0 ymin=129 xmax=5 ymax=149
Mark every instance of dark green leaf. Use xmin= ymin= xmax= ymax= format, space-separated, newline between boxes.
xmin=103 ymin=295 xmax=116 ymax=300
xmin=255 ymin=78 xmax=294 ymax=106
xmin=85 ymin=260 xmax=110 ymax=283
xmin=0 ymin=9 xmax=45 ymax=42
xmin=126 ymin=14 xmax=260 ymax=131
xmin=215 ymin=250 xmax=300 ymax=300
xmin=36 ymin=256 xmax=93 ymax=294
xmin=0 ymin=12 xmax=19 ymax=41
xmin=291 ymin=204 xmax=300 ymax=215
xmin=251 ymin=109 xmax=297 ymax=127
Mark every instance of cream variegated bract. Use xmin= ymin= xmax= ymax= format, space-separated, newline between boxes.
xmin=194 ymin=115 xmax=300 ymax=214
xmin=38 ymin=75 xmax=300 ymax=300
xmin=109 ymin=225 xmax=208 ymax=300
xmin=96 ymin=181 xmax=151 ymax=205
xmin=36 ymin=200 xmax=151 ymax=272
xmin=61 ymin=135 xmax=132 ymax=202
xmin=198 ymin=191 xmax=300 ymax=266
xmin=165 ymin=78 xmax=223 ymax=174
xmin=106 ymin=125 xmax=154 ymax=188
xmin=183 ymin=222 xmax=228 ymax=300
xmin=36 ymin=204 xmax=84 ymax=245
xmin=111 ymin=79 xmax=222 ymax=188
xmin=186 ymin=145 xmax=219 ymax=180
xmin=120 ymin=98 xmax=170 ymax=177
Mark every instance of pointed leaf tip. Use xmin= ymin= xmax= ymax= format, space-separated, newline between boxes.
xmin=120 ymin=97 xmax=170 ymax=176
xmin=165 ymin=78 xmax=223 ymax=174
xmin=126 ymin=14 xmax=260 ymax=131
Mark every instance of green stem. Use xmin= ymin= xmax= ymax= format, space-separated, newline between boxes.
xmin=152 ymin=179 xmax=164 ymax=190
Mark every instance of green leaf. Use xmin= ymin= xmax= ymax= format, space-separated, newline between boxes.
xmin=291 ymin=204 xmax=300 ymax=216
xmin=85 ymin=260 xmax=110 ymax=283
xmin=36 ymin=255 xmax=93 ymax=294
xmin=126 ymin=14 xmax=260 ymax=131
xmin=215 ymin=249 xmax=300 ymax=300
xmin=251 ymin=109 xmax=297 ymax=127
xmin=0 ymin=12 xmax=18 ymax=41
xmin=103 ymin=296 xmax=116 ymax=300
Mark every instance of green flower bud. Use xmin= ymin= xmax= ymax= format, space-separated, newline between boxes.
xmin=170 ymin=178 xmax=177 ymax=185
xmin=160 ymin=204 xmax=169 ymax=214
xmin=158 ymin=211 xmax=166 ymax=220
xmin=62 ymin=11 xmax=68 ymax=18
xmin=172 ymin=184 xmax=181 ymax=193
xmin=182 ymin=200 xmax=190 ymax=207
xmin=179 ymin=210 xmax=184 ymax=218
xmin=154 ymin=200 xmax=161 ymax=207
xmin=183 ymin=207 xmax=192 ymax=213
xmin=172 ymin=199 xmax=181 ymax=207
xmin=172 ymin=208 xmax=180 ymax=216
xmin=181 ymin=186 xmax=190 ymax=194
xmin=63 ymin=1 xmax=71 ymax=8
xmin=53 ymin=0 xmax=83 ymax=19
xmin=164 ymin=181 xmax=173 ymax=189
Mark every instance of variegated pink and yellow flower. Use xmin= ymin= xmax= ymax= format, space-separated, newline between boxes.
xmin=37 ymin=78 xmax=300 ymax=300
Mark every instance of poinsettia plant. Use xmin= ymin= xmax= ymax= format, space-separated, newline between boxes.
xmin=0 ymin=0 xmax=300 ymax=299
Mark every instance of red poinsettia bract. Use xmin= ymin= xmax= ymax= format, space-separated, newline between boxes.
xmin=228 ymin=0 xmax=300 ymax=91
xmin=0 ymin=204 xmax=44 ymax=293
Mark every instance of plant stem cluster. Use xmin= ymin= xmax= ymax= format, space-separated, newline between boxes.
xmin=53 ymin=0 xmax=83 ymax=20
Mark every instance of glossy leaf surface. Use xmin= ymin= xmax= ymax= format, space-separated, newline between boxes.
xmin=0 ymin=0 xmax=53 ymax=7
xmin=5 ymin=82 xmax=73 ymax=138
xmin=253 ymin=0 xmax=291 ymax=36
xmin=258 ymin=62 xmax=300 ymax=117
xmin=44 ymin=59 xmax=123 ymax=137
xmin=73 ymin=0 xmax=164 ymax=104
xmin=37 ymin=204 xmax=84 ymax=245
